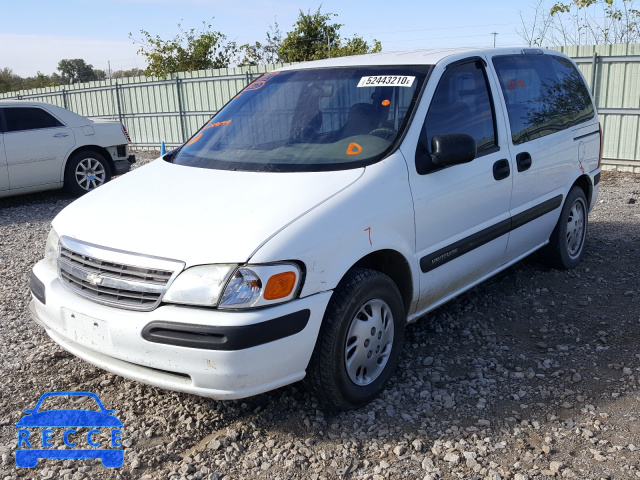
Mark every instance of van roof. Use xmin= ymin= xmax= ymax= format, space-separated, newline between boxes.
xmin=279 ymin=47 xmax=563 ymax=70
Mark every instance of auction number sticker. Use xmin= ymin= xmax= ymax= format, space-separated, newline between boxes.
xmin=357 ymin=76 xmax=415 ymax=87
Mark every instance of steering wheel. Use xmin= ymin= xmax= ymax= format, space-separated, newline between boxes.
xmin=369 ymin=128 xmax=397 ymax=140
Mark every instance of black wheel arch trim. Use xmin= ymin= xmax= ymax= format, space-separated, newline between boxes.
xmin=141 ymin=309 xmax=311 ymax=351
xmin=65 ymin=145 xmax=115 ymax=175
xmin=420 ymin=195 xmax=563 ymax=273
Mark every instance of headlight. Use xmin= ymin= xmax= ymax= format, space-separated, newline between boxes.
xmin=163 ymin=265 xmax=236 ymax=307
xmin=163 ymin=263 xmax=302 ymax=309
xmin=44 ymin=228 xmax=60 ymax=269
xmin=219 ymin=263 xmax=302 ymax=309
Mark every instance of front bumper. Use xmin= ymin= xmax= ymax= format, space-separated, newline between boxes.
xmin=29 ymin=260 xmax=331 ymax=400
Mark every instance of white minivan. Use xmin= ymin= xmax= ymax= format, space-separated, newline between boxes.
xmin=30 ymin=48 xmax=601 ymax=409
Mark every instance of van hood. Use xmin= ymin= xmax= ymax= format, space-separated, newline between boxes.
xmin=53 ymin=159 xmax=364 ymax=266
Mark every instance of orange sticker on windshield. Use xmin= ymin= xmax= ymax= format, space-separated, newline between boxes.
xmin=243 ymin=72 xmax=280 ymax=92
xmin=203 ymin=119 xmax=231 ymax=130
xmin=187 ymin=133 xmax=202 ymax=146
xmin=347 ymin=142 xmax=363 ymax=156
xmin=508 ymin=80 xmax=526 ymax=89
xmin=381 ymin=99 xmax=390 ymax=106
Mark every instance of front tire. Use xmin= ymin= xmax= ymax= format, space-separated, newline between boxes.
xmin=64 ymin=150 xmax=112 ymax=196
xmin=543 ymin=186 xmax=588 ymax=269
xmin=305 ymin=269 xmax=405 ymax=410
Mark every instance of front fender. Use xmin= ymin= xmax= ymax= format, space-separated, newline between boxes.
xmin=250 ymin=152 xmax=419 ymax=307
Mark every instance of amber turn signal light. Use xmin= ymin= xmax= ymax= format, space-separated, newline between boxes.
xmin=264 ymin=272 xmax=297 ymax=300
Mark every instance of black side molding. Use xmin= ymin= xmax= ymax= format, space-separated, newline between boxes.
xmin=574 ymin=130 xmax=600 ymax=141
xmin=594 ymin=172 xmax=601 ymax=186
xmin=421 ymin=219 xmax=511 ymax=273
xmin=141 ymin=309 xmax=311 ymax=351
xmin=511 ymin=195 xmax=563 ymax=230
xmin=30 ymin=271 xmax=46 ymax=305
xmin=420 ymin=195 xmax=564 ymax=273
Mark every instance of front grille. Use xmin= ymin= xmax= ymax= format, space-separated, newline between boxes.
xmin=57 ymin=237 xmax=184 ymax=312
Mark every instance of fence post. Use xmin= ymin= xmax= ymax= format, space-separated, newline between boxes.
xmin=115 ymin=81 xmax=123 ymax=125
xmin=590 ymin=52 xmax=598 ymax=96
xmin=176 ymin=77 xmax=186 ymax=143
xmin=62 ymin=89 xmax=68 ymax=110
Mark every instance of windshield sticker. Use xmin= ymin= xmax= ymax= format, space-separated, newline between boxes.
xmin=508 ymin=80 xmax=526 ymax=89
xmin=381 ymin=99 xmax=391 ymax=106
xmin=358 ymin=76 xmax=415 ymax=88
xmin=187 ymin=133 xmax=202 ymax=146
xmin=243 ymin=72 xmax=280 ymax=92
xmin=203 ymin=119 xmax=231 ymax=130
xmin=346 ymin=142 xmax=363 ymax=156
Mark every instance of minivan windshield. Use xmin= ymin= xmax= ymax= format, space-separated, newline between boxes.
xmin=172 ymin=66 xmax=430 ymax=172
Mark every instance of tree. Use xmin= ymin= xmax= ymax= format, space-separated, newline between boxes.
xmin=58 ymin=59 xmax=102 ymax=84
xmin=239 ymin=20 xmax=284 ymax=66
xmin=278 ymin=7 xmax=381 ymax=63
xmin=131 ymin=21 xmax=238 ymax=77
xmin=518 ymin=0 xmax=554 ymax=46
xmin=0 ymin=67 xmax=23 ymax=93
xmin=518 ymin=0 xmax=640 ymax=45
xmin=110 ymin=68 xmax=145 ymax=79
xmin=550 ymin=0 xmax=640 ymax=44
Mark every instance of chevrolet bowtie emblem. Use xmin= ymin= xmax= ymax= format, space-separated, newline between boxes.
xmin=85 ymin=273 xmax=103 ymax=286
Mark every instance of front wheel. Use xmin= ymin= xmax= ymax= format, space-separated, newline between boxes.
xmin=543 ymin=186 xmax=588 ymax=269
xmin=305 ymin=269 xmax=405 ymax=410
xmin=64 ymin=150 xmax=112 ymax=196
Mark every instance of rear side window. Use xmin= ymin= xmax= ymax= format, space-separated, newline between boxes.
xmin=492 ymin=54 xmax=594 ymax=145
xmin=3 ymin=107 xmax=63 ymax=133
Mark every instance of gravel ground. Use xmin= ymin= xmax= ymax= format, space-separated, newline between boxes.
xmin=0 ymin=152 xmax=639 ymax=480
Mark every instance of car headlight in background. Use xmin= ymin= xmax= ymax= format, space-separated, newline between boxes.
xmin=163 ymin=263 xmax=302 ymax=309
xmin=44 ymin=229 xmax=60 ymax=269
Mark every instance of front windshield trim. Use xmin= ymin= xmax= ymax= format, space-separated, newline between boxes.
xmin=169 ymin=64 xmax=434 ymax=173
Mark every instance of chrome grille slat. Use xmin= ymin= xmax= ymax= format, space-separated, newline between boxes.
xmin=60 ymin=270 xmax=161 ymax=304
xmin=57 ymin=237 xmax=184 ymax=312
xmin=59 ymin=249 xmax=171 ymax=284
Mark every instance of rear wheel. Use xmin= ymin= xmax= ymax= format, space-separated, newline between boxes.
xmin=543 ymin=186 xmax=588 ymax=269
xmin=305 ymin=268 xmax=405 ymax=410
xmin=64 ymin=150 xmax=112 ymax=196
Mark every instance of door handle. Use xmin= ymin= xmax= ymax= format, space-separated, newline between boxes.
xmin=493 ymin=159 xmax=510 ymax=181
xmin=516 ymin=152 xmax=532 ymax=172
xmin=53 ymin=133 xmax=69 ymax=137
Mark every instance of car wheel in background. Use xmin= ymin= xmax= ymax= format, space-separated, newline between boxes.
xmin=64 ymin=150 xmax=112 ymax=196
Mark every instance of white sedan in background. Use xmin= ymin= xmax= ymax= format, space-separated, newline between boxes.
xmin=0 ymin=100 xmax=135 ymax=198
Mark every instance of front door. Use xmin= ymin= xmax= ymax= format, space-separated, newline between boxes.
xmin=406 ymin=58 xmax=514 ymax=314
xmin=2 ymin=106 xmax=75 ymax=189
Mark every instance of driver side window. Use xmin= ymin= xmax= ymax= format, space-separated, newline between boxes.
xmin=424 ymin=60 xmax=497 ymax=156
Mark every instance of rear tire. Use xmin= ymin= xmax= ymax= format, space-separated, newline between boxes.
xmin=305 ymin=268 xmax=405 ymax=410
xmin=64 ymin=150 xmax=112 ymax=196
xmin=543 ymin=186 xmax=588 ymax=269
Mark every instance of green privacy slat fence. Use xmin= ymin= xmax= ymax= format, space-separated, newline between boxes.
xmin=0 ymin=64 xmax=289 ymax=149
xmin=2 ymin=46 xmax=639 ymax=169
xmin=552 ymin=44 xmax=640 ymax=170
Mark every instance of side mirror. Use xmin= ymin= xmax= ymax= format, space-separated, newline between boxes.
xmin=415 ymin=133 xmax=476 ymax=174
xmin=431 ymin=134 xmax=476 ymax=167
